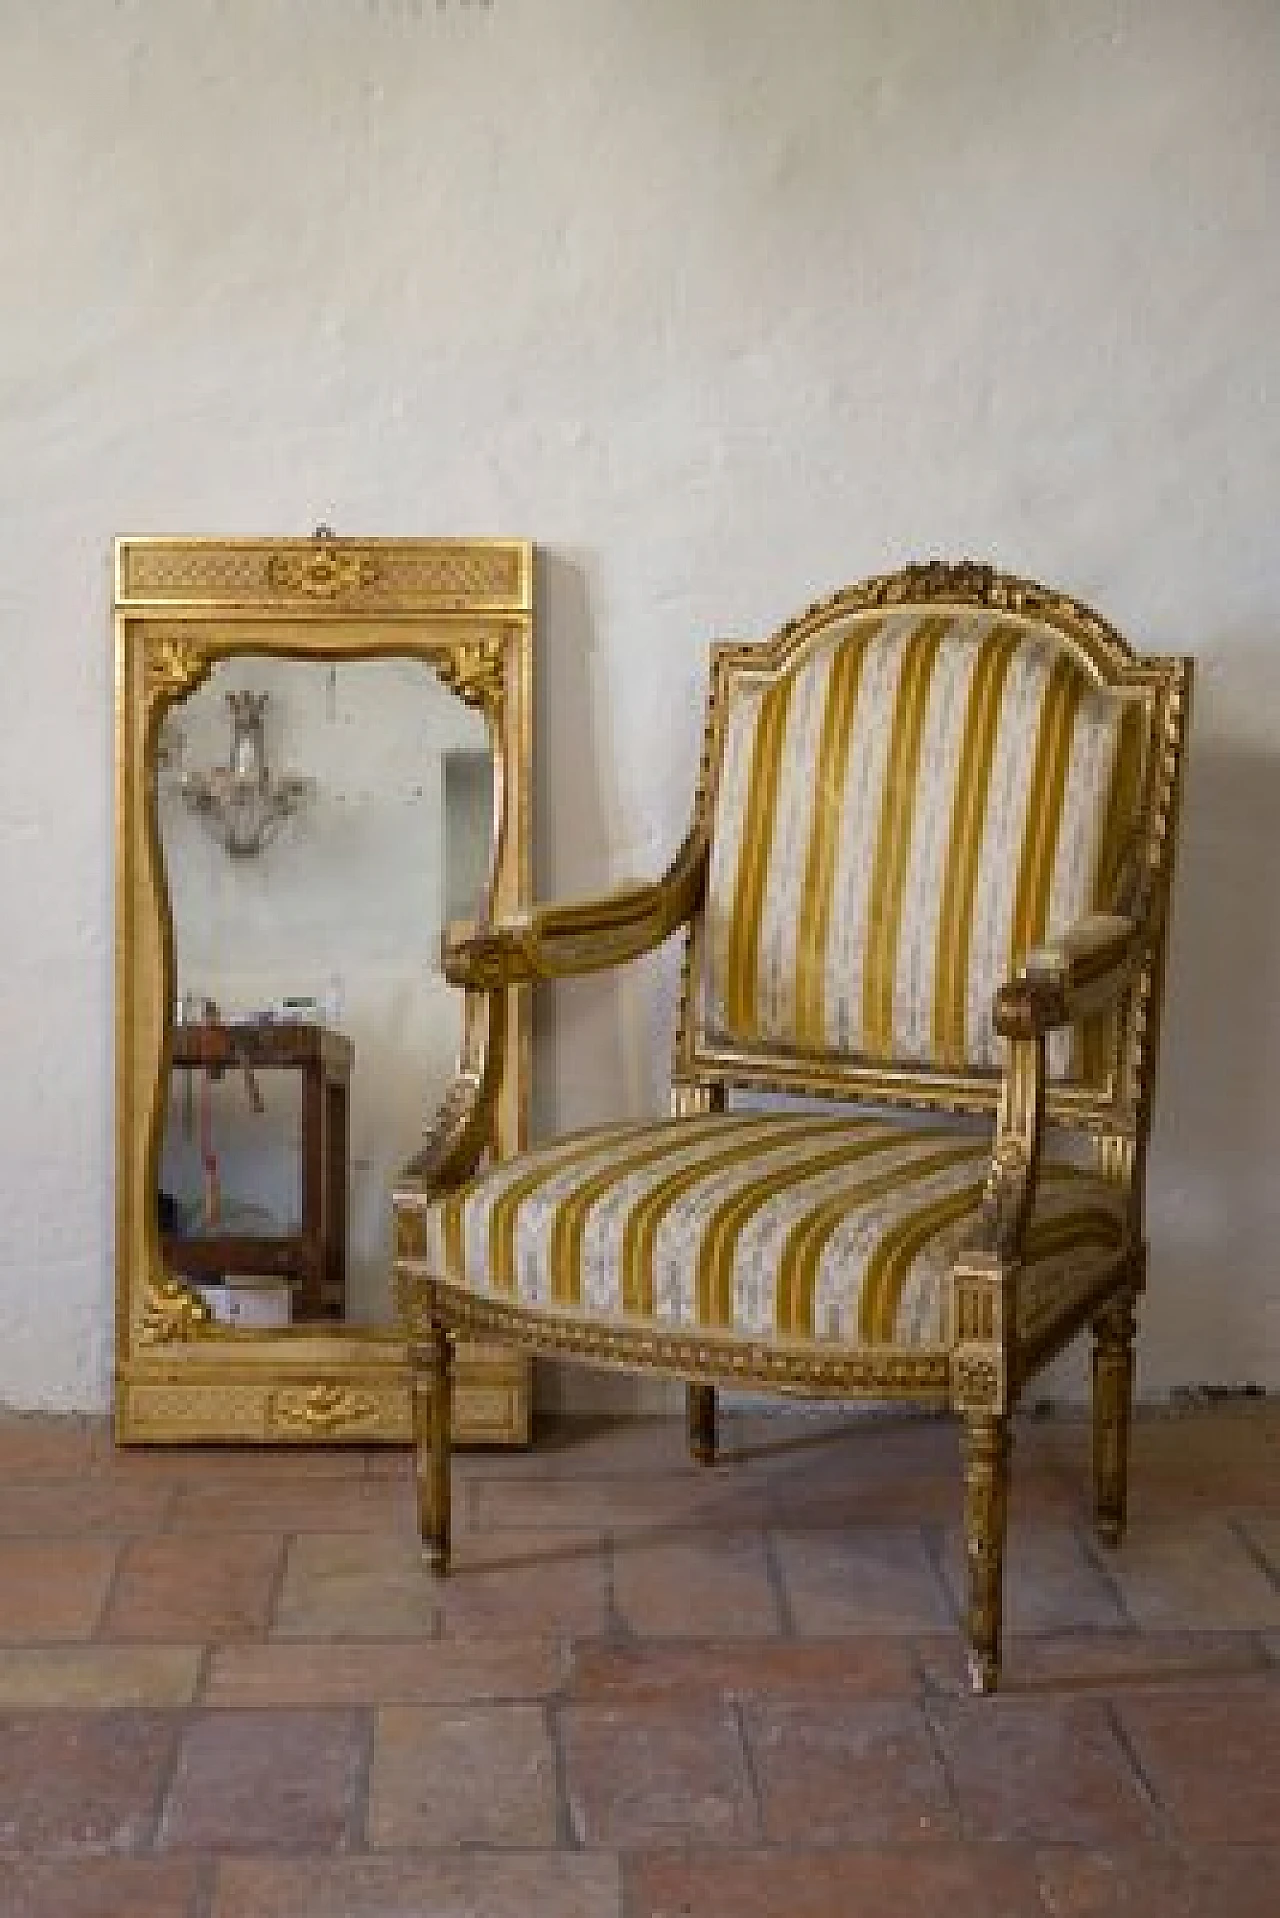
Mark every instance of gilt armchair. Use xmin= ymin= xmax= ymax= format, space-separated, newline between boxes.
xmin=394 ymin=560 xmax=1190 ymax=1692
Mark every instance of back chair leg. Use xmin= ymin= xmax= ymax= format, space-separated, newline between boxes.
xmin=686 ymin=1383 xmax=717 ymax=1465
xmin=1092 ymin=1293 xmax=1137 ymax=1547
xmin=414 ymin=1321 xmax=455 ymax=1573
xmin=961 ymin=1410 xmax=1011 ymax=1694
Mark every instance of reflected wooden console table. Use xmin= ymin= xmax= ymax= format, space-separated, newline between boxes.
xmin=163 ymin=1021 xmax=353 ymax=1322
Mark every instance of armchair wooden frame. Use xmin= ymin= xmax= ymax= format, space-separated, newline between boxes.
xmin=395 ymin=559 xmax=1191 ymax=1692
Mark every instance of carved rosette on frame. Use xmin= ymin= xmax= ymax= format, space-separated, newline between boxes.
xmin=143 ymin=634 xmax=211 ymax=709
xmin=264 ymin=548 xmax=381 ymax=600
xmin=268 ymin=1383 xmax=382 ymax=1437
xmin=137 ymin=1274 xmax=215 ymax=1347
xmin=435 ymin=635 xmax=507 ymax=720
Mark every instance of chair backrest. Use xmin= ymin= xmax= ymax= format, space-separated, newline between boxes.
xmin=674 ymin=562 xmax=1191 ymax=1148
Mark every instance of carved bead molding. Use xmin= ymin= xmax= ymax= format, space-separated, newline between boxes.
xmin=138 ymin=1275 xmax=214 ymax=1346
xmin=396 ymin=1275 xmax=952 ymax=1398
xmin=435 ymin=636 xmax=506 ymax=716
xmin=768 ymin=559 xmax=1137 ymax=664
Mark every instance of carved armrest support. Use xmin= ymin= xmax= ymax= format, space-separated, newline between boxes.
xmin=953 ymin=1036 xmax=1045 ymax=1412
xmin=979 ymin=1031 xmax=1047 ymax=1263
xmin=398 ymin=987 xmax=507 ymax=1196
xmin=964 ymin=912 xmax=1143 ymax=1339
xmin=442 ymin=824 xmax=708 ymax=989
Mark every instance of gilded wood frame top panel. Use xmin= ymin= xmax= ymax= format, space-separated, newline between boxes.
xmin=116 ymin=536 xmax=532 ymax=616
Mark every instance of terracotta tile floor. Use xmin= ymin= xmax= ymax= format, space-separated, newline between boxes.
xmin=0 ymin=1401 xmax=1276 ymax=1916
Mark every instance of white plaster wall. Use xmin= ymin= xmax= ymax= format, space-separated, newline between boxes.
xmin=1 ymin=0 xmax=1278 ymax=1410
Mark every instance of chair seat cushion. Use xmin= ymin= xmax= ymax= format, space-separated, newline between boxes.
xmin=408 ymin=1113 xmax=1127 ymax=1351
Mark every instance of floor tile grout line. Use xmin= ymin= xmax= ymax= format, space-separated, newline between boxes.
xmin=146 ymin=1700 xmax=197 ymax=1855
xmin=347 ymin=1703 xmax=378 ymax=1854
xmin=1074 ymin=1519 xmax=1138 ymax=1631
xmin=262 ymin=1530 xmax=295 ymax=1638
xmin=906 ymin=1634 xmax=937 ymax=1699
xmin=916 ymin=1689 xmax=966 ymax=1835
xmin=545 ymin=1698 xmax=581 ymax=1850
xmin=1228 ymin=1514 xmax=1280 ymax=1596
xmin=601 ymin=1534 xmax=631 ymax=1646
xmin=189 ymin=1851 xmax=219 ymax=1918
xmin=90 ymin=1529 xmax=133 ymax=1639
xmin=191 ymin=1643 xmax=216 ymax=1707
xmin=761 ymin=1529 xmax=797 ymax=1638
xmin=156 ymin=1477 xmax=182 ymax=1535
xmin=1102 ymin=1695 xmax=1173 ymax=1842
xmin=917 ymin=1519 xmax=964 ymax=1632
xmin=616 ymin=1846 xmax=638 ymax=1918
xmin=728 ymin=1696 xmax=767 ymax=1842
xmin=554 ymin=1632 xmax=576 ymax=1706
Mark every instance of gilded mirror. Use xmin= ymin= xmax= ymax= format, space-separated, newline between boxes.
xmin=114 ymin=536 xmax=532 ymax=1444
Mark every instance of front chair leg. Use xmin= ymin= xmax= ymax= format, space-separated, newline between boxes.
xmin=686 ymin=1383 xmax=717 ymax=1465
xmin=413 ymin=1322 xmax=455 ymax=1573
xmin=961 ymin=1411 xmax=1012 ymax=1695
xmin=1092 ymin=1294 xmax=1137 ymax=1547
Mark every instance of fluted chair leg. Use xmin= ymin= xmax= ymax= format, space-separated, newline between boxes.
xmin=686 ymin=1383 xmax=717 ymax=1465
xmin=1092 ymin=1294 xmax=1137 ymax=1547
xmin=962 ymin=1410 xmax=1011 ymax=1694
xmin=414 ymin=1321 xmax=455 ymax=1573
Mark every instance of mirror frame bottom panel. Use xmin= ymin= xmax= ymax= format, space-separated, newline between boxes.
xmin=116 ymin=1340 xmax=529 ymax=1446
xmin=114 ymin=536 xmax=534 ymax=1448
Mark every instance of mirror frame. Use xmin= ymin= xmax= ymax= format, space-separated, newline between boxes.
xmin=114 ymin=535 xmax=532 ymax=1444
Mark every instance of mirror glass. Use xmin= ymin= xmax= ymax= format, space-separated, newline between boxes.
xmin=155 ymin=653 xmax=491 ymax=1330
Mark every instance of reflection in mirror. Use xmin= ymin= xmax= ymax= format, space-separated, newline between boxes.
xmin=156 ymin=654 xmax=492 ymax=1330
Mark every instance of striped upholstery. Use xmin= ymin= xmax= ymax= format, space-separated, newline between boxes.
xmin=413 ymin=1114 xmax=1126 ymax=1349
xmin=703 ymin=609 xmax=1146 ymax=1079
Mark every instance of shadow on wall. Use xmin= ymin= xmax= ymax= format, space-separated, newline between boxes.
xmin=530 ymin=551 xmax=689 ymax=1414
xmin=530 ymin=550 xmax=630 ymax=1143
xmin=1141 ymin=734 xmax=1280 ymax=1387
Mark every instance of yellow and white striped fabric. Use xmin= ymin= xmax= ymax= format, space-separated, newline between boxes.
xmin=413 ymin=1113 xmax=1126 ymax=1349
xmin=702 ymin=609 xmax=1146 ymax=1078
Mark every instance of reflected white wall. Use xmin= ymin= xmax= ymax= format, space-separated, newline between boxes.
xmin=159 ymin=656 xmax=490 ymax=1323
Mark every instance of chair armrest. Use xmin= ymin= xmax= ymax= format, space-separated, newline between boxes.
xmin=994 ymin=913 xmax=1143 ymax=1040
xmin=442 ymin=823 xmax=708 ymax=989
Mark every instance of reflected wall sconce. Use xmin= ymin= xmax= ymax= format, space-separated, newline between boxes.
xmin=182 ymin=690 xmax=314 ymax=857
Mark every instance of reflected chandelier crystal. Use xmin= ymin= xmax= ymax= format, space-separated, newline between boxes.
xmin=182 ymin=690 xmax=314 ymax=857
